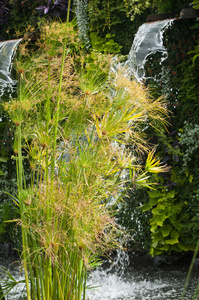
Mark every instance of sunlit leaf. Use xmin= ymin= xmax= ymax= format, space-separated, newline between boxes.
xmin=145 ymin=148 xmax=170 ymax=173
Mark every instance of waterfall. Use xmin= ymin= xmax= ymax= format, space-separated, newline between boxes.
xmin=125 ymin=19 xmax=174 ymax=81
xmin=0 ymin=39 xmax=22 ymax=98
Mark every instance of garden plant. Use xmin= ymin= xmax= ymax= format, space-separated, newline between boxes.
xmin=0 ymin=1 xmax=170 ymax=298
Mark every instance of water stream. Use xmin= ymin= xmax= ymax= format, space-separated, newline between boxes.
xmin=0 ymin=39 xmax=21 ymax=98
xmin=125 ymin=19 xmax=174 ymax=81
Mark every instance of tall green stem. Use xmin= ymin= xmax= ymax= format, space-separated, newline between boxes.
xmin=50 ymin=0 xmax=71 ymax=180
xmin=45 ymin=59 xmax=51 ymax=183
xmin=67 ymin=0 xmax=71 ymax=26
xmin=181 ymin=239 xmax=199 ymax=299
xmin=18 ymin=77 xmax=31 ymax=300
xmin=50 ymin=39 xmax=67 ymax=180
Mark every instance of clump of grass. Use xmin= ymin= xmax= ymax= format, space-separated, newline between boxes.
xmin=2 ymin=14 xmax=169 ymax=300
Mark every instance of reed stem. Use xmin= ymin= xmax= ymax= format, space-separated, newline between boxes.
xmin=18 ymin=76 xmax=31 ymax=300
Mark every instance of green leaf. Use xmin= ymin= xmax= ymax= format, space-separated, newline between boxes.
xmin=192 ymin=54 xmax=199 ymax=65
xmin=152 ymin=206 xmax=161 ymax=215
xmin=150 ymin=222 xmax=158 ymax=232
xmin=161 ymin=224 xmax=172 ymax=237
xmin=105 ymin=33 xmax=112 ymax=38
xmin=166 ymin=190 xmax=175 ymax=199
xmin=165 ymin=230 xmax=179 ymax=245
xmin=148 ymin=190 xmax=161 ymax=198
xmin=0 ymin=170 xmax=4 ymax=176
xmin=0 ymin=157 xmax=8 ymax=163
xmin=178 ymin=243 xmax=190 ymax=251
xmin=152 ymin=231 xmax=163 ymax=245
xmin=152 ymin=249 xmax=164 ymax=256
xmin=159 ymin=244 xmax=169 ymax=251
xmin=192 ymin=0 xmax=199 ymax=9
xmin=152 ymin=241 xmax=158 ymax=248
xmin=156 ymin=214 xmax=168 ymax=226
xmin=171 ymin=230 xmax=179 ymax=239
xmin=152 ymin=203 xmax=165 ymax=215
xmin=141 ymin=197 xmax=158 ymax=212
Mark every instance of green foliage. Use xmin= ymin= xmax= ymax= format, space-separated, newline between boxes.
xmin=123 ymin=0 xmax=190 ymax=19
xmin=0 ymin=101 xmax=20 ymax=247
xmin=176 ymin=123 xmax=199 ymax=245
xmin=192 ymin=0 xmax=199 ymax=9
xmin=188 ymin=40 xmax=199 ymax=65
xmin=154 ymin=0 xmax=172 ymax=13
xmin=88 ymin=0 xmax=127 ymax=30
xmin=123 ymin=0 xmax=153 ymax=20
xmin=0 ymin=202 xmax=20 ymax=244
xmin=0 ymin=158 xmax=7 ymax=176
xmin=88 ymin=0 xmax=139 ymax=54
xmin=0 ymin=282 xmax=6 ymax=300
xmin=0 ymin=158 xmax=31 ymax=248
xmin=4 ymin=0 xmax=39 ymax=38
xmin=142 ymin=186 xmax=192 ymax=256
xmin=179 ymin=122 xmax=199 ymax=169
xmin=90 ymin=32 xmax=122 ymax=53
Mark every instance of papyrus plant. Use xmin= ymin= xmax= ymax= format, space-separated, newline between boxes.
xmin=2 ymin=16 xmax=169 ymax=300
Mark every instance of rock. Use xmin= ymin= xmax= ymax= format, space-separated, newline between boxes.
xmin=180 ymin=8 xmax=199 ymax=19
xmin=147 ymin=13 xmax=175 ymax=22
xmin=154 ymin=255 xmax=180 ymax=268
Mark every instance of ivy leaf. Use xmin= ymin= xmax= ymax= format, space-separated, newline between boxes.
xmin=178 ymin=243 xmax=191 ymax=251
xmin=152 ymin=204 xmax=166 ymax=216
xmin=152 ymin=206 xmax=161 ymax=215
xmin=150 ymin=222 xmax=158 ymax=232
xmin=161 ymin=224 xmax=172 ymax=237
xmin=192 ymin=0 xmax=199 ymax=9
xmin=156 ymin=214 xmax=168 ymax=226
xmin=141 ymin=197 xmax=158 ymax=211
xmin=105 ymin=33 xmax=113 ymax=38
xmin=148 ymin=190 xmax=161 ymax=198
xmin=152 ymin=231 xmax=162 ymax=247
xmin=159 ymin=244 xmax=169 ymax=251
xmin=165 ymin=230 xmax=179 ymax=245
xmin=166 ymin=190 xmax=175 ymax=199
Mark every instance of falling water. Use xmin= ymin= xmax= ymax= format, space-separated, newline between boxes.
xmin=0 ymin=39 xmax=22 ymax=98
xmin=125 ymin=19 xmax=174 ymax=81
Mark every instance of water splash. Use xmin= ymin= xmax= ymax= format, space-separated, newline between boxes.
xmin=0 ymin=39 xmax=22 ymax=98
xmin=86 ymin=251 xmax=198 ymax=300
xmin=86 ymin=271 xmax=171 ymax=300
xmin=125 ymin=19 xmax=174 ymax=81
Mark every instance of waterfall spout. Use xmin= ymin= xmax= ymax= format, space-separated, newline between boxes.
xmin=125 ymin=19 xmax=174 ymax=81
xmin=0 ymin=39 xmax=22 ymax=97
